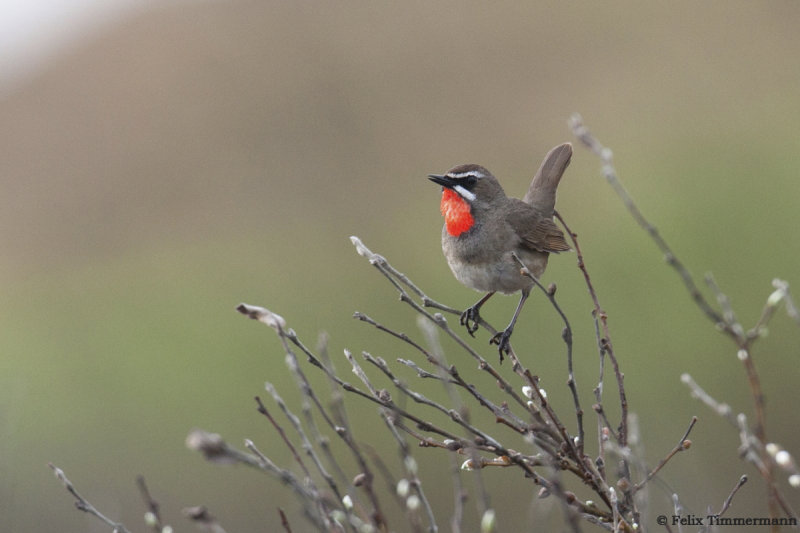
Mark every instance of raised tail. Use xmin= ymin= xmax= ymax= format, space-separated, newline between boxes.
xmin=523 ymin=142 xmax=572 ymax=214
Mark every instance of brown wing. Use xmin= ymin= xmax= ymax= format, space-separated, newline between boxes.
xmin=506 ymin=199 xmax=571 ymax=253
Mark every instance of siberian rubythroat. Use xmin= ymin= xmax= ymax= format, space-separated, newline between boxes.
xmin=428 ymin=143 xmax=572 ymax=358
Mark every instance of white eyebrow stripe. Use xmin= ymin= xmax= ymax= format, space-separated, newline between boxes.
xmin=447 ymin=171 xmax=484 ymax=179
xmin=453 ymin=185 xmax=476 ymax=202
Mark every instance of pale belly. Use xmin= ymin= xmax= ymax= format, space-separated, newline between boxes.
xmin=446 ymin=250 xmax=547 ymax=294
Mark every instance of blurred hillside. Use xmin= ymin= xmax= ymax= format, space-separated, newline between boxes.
xmin=2 ymin=2 xmax=799 ymax=531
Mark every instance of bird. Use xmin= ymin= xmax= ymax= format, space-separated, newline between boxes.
xmin=428 ymin=143 xmax=572 ymax=358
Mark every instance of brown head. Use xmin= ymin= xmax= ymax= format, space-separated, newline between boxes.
xmin=428 ymin=164 xmax=507 ymax=237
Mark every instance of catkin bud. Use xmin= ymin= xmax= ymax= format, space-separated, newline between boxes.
xmin=480 ymin=509 xmax=496 ymax=533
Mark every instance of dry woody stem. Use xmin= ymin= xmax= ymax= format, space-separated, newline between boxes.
xmin=48 ymin=119 xmax=798 ymax=533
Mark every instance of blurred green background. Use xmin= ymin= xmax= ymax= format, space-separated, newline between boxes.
xmin=2 ymin=2 xmax=799 ymax=531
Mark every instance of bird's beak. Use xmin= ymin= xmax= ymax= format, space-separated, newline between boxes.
xmin=428 ymin=174 xmax=456 ymax=188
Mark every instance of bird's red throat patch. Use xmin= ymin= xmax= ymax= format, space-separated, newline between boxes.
xmin=440 ymin=188 xmax=474 ymax=237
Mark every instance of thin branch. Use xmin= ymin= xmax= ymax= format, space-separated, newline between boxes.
xmin=255 ymin=395 xmax=314 ymax=482
xmin=412 ymin=316 xmax=469 ymax=533
xmin=241 ymin=438 xmax=333 ymax=531
xmin=554 ymin=211 xmax=628 ymax=453
xmin=136 ymin=475 xmax=164 ymax=532
xmin=362 ymin=351 xmax=516 ymax=445
xmin=671 ymin=493 xmax=685 ymax=533
xmin=48 ymin=463 xmax=132 ymax=533
xmin=718 ymin=475 xmax=748 ymax=518
xmin=234 ymin=305 xmax=387 ymax=531
xmin=552 ymin=210 xmax=635 ymax=516
xmin=633 ymin=416 xmax=697 ymax=492
xmin=348 ymin=236 xmax=616 ymax=523
xmin=350 ymin=236 xmax=570 ymax=449
xmin=511 ymin=248 xmax=585 ymax=456
xmin=698 ymin=475 xmax=750 ymax=533
xmin=569 ymin=113 xmax=724 ymax=329
xmin=279 ymin=508 xmax=294 ymax=533
xmin=680 ymin=374 xmax=737 ymax=425
xmin=379 ymin=411 xmax=435 ymax=533
xmin=775 ymin=279 xmax=800 ymax=326
xmin=350 ymin=236 xmax=518 ymax=368
xmin=359 ymin=314 xmax=532 ymax=432
xmin=569 ymin=114 xmax=800 ymax=525
xmin=351 ymin=237 xmax=593 ymax=478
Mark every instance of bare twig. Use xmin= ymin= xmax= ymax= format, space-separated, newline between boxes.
xmin=348 ymin=236 xmax=617 ymax=525
xmin=379 ymin=411 xmax=434 ymax=533
xmin=255 ymin=395 xmax=314 ymax=482
xmin=554 ymin=211 xmax=628 ymax=451
xmin=718 ymin=475 xmax=748 ymax=518
xmin=236 ymin=304 xmax=387 ymax=531
xmin=680 ymin=374 xmax=736 ymax=425
xmin=279 ymin=507 xmax=294 ymax=533
xmin=350 ymin=236 xmax=517 ymax=369
xmin=48 ymin=463 xmax=132 ymax=533
xmin=570 ymin=114 xmax=798 ymax=526
xmin=357 ymin=314 xmax=532 ymax=435
xmin=136 ymin=475 xmax=165 ymax=532
xmin=511 ymin=249 xmax=585 ymax=456
xmin=671 ymin=493 xmax=685 ymax=533
xmin=552 ymin=210 xmax=635 ymax=518
xmin=52 ymin=128 xmax=800 ymax=533
xmin=697 ymin=475 xmax=750 ymax=533
xmin=633 ymin=416 xmax=697 ymax=492
xmin=254 ymin=393 xmax=341 ymax=528
xmin=569 ymin=114 xmax=724 ymax=329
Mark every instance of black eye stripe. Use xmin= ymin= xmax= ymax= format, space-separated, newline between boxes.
xmin=445 ymin=172 xmax=481 ymax=185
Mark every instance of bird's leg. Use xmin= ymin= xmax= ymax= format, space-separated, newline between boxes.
xmin=490 ymin=288 xmax=530 ymax=356
xmin=460 ymin=291 xmax=495 ymax=336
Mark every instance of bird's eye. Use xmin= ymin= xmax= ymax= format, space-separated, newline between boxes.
xmin=446 ymin=170 xmax=482 ymax=187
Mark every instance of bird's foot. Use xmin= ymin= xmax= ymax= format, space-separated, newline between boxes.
xmin=459 ymin=306 xmax=482 ymax=337
xmin=490 ymin=328 xmax=513 ymax=360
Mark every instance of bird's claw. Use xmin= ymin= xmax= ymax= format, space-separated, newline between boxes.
xmin=460 ymin=306 xmax=481 ymax=337
xmin=490 ymin=329 xmax=513 ymax=359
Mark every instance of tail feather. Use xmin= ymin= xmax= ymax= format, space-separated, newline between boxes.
xmin=523 ymin=142 xmax=572 ymax=214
